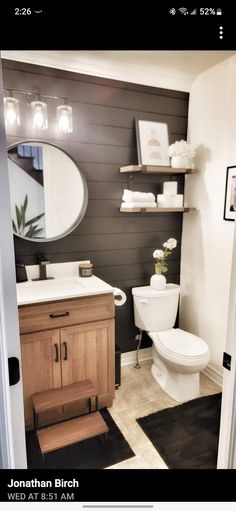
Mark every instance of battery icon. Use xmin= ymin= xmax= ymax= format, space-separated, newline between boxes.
xmin=216 ymin=8 xmax=222 ymax=15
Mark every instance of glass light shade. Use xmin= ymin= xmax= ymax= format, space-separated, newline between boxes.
xmin=4 ymin=97 xmax=20 ymax=126
xmin=57 ymin=104 xmax=73 ymax=133
xmin=31 ymin=100 xmax=48 ymax=130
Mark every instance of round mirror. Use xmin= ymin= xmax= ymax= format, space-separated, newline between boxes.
xmin=8 ymin=140 xmax=88 ymax=242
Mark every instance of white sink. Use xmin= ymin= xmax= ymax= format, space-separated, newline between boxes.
xmin=17 ymin=269 xmax=114 ymax=306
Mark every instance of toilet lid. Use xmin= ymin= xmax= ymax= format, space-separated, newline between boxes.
xmin=157 ymin=328 xmax=209 ymax=358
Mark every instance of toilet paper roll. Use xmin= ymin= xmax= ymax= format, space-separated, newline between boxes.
xmin=163 ymin=181 xmax=178 ymax=195
xmin=113 ymin=287 xmax=127 ymax=306
xmin=172 ymin=194 xmax=184 ymax=207
xmin=157 ymin=194 xmax=174 ymax=207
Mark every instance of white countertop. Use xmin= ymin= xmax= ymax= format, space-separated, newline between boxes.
xmin=17 ymin=275 xmax=114 ymax=306
xmin=16 ymin=261 xmax=114 ymax=306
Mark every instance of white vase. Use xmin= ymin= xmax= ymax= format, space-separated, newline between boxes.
xmin=171 ymin=155 xmax=189 ymax=169
xmin=150 ymin=273 xmax=166 ymax=290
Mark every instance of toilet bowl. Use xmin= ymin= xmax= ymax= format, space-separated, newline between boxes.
xmin=132 ymin=284 xmax=210 ymax=402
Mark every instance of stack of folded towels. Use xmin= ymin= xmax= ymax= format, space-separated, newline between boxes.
xmin=121 ymin=189 xmax=157 ymax=208
xmin=157 ymin=181 xmax=184 ymax=208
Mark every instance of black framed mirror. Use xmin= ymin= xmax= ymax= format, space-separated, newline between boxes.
xmin=8 ymin=140 xmax=88 ymax=242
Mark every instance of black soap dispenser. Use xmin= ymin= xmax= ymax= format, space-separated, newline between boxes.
xmin=16 ymin=263 xmax=28 ymax=283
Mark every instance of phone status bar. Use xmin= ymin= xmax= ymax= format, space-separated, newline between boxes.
xmin=169 ymin=7 xmax=223 ymax=16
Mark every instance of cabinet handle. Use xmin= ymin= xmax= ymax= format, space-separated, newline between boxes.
xmin=63 ymin=342 xmax=68 ymax=361
xmin=54 ymin=343 xmax=59 ymax=362
xmin=49 ymin=311 xmax=70 ymax=319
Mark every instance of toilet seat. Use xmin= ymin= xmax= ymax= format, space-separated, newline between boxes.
xmin=149 ymin=328 xmax=209 ymax=363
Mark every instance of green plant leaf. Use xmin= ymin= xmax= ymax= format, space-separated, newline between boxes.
xmin=162 ymin=266 xmax=168 ymax=273
xmin=15 ymin=204 xmax=22 ymax=230
xmin=12 ymin=219 xmax=17 ymax=233
xmin=25 ymin=225 xmax=44 ymax=238
xmin=24 ymin=212 xmax=45 ymax=227
xmin=20 ymin=205 xmax=26 ymax=229
xmin=31 ymin=228 xmax=44 ymax=238
xmin=23 ymin=194 xmax=28 ymax=214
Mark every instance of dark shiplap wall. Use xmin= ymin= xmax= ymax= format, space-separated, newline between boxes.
xmin=2 ymin=60 xmax=189 ymax=353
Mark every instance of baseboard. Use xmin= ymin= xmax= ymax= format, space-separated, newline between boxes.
xmin=121 ymin=347 xmax=152 ymax=367
xmin=203 ymin=364 xmax=223 ymax=387
xmin=121 ymin=350 xmax=223 ymax=388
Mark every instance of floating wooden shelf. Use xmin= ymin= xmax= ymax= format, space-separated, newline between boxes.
xmin=120 ymin=207 xmax=196 ymax=213
xmin=120 ymin=165 xmax=196 ymax=174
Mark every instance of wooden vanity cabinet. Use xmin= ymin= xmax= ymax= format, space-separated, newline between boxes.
xmin=19 ymin=293 xmax=115 ymax=429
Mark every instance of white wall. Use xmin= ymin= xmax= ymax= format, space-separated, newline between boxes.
xmin=180 ymin=55 xmax=236 ymax=377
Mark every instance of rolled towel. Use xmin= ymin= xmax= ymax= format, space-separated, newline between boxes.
xmin=122 ymin=189 xmax=155 ymax=202
xmin=121 ymin=202 xmax=157 ymax=208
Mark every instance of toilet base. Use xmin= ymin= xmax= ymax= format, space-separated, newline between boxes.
xmin=151 ymin=357 xmax=200 ymax=403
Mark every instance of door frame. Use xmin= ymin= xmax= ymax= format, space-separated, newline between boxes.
xmin=0 ymin=55 xmax=27 ymax=468
xmin=0 ymin=53 xmax=236 ymax=469
xmin=217 ymin=218 xmax=236 ymax=468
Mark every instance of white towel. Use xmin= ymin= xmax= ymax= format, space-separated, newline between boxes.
xmin=121 ymin=202 xmax=157 ymax=208
xmin=122 ymin=189 xmax=155 ymax=203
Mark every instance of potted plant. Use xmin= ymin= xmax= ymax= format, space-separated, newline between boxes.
xmin=151 ymin=238 xmax=177 ymax=290
xmin=167 ymin=140 xmax=195 ymax=169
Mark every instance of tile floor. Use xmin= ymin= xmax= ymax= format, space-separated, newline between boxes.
xmin=107 ymin=361 xmax=221 ymax=469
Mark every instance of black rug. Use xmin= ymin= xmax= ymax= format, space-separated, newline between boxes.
xmin=136 ymin=393 xmax=222 ymax=469
xmin=26 ymin=409 xmax=135 ymax=469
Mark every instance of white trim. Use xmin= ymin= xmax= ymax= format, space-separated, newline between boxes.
xmin=203 ymin=364 xmax=223 ymax=387
xmin=121 ymin=347 xmax=152 ymax=367
xmin=217 ymin=213 xmax=236 ymax=468
xmin=1 ymin=51 xmax=194 ymax=92
xmin=0 ymin=254 xmax=14 ymax=468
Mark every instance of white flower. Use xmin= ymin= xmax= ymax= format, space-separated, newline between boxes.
xmin=163 ymin=238 xmax=177 ymax=250
xmin=167 ymin=140 xmax=195 ymax=158
xmin=153 ymin=249 xmax=164 ymax=260
xmin=153 ymin=238 xmax=177 ymax=274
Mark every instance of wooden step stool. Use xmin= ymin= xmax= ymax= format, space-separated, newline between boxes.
xmin=32 ymin=379 xmax=108 ymax=458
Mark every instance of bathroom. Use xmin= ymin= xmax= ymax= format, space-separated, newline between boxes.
xmin=0 ymin=51 xmax=236 ymax=471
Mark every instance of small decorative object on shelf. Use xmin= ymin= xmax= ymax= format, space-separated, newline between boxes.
xmin=167 ymin=140 xmax=195 ymax=169
xmin=151 ymin=238 xmax=177 ymax=290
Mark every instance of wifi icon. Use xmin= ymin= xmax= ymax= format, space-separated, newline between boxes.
xmin=179 ymin=7 xmax=188 ymax=15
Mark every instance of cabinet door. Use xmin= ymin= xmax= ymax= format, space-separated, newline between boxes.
xmin=20 ymin=329 xmax=62 ymax=427
xmin=60 ymin=319 xmax=115 ymax=405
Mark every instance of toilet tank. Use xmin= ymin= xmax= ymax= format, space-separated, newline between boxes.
xmin=132 ymin=284 xmax=180 ymax=332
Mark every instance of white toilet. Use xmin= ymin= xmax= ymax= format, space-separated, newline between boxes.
xmin=132 ymin=284 xmax=210 ymax=402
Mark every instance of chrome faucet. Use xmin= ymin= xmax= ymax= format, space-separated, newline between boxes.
xmin=33 ymin=254 xmax=54 ymax=281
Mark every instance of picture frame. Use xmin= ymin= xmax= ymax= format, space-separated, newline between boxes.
xmin=135 ymin=119 xmax=170 ymax=166
xmin=223 ymin=166 xmax=236 ymax=221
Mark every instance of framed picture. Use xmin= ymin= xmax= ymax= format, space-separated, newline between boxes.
xmin=135 ymin=119 xmax=170 ymax=166
xmin=224 ymin=166 xmax=236 ymax=221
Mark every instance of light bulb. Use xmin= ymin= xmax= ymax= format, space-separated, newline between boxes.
xmin=4 ymin=97 xmax=20 ymax=126
xmin=31 ymin=100 xmax=48 ymax=130
xmin=57 ymin=104 xmax=73 ymax=133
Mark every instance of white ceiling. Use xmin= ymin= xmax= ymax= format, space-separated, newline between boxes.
xmin=103 ymin=51 xmax=236 ymax=75
xmin=2 ymin=50 xmax=236 ymax=92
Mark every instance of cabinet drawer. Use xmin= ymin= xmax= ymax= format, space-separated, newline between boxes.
xmin=18 ymin=293 xmax=114 ymax=334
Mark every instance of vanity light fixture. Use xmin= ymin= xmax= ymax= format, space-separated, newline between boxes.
xmin=3 ymin=88 xmax=73 ymax=134
xmin=3 ymin=91 xmax=21 ymax=126
xmin=31 ymin=98 xmax=48 ymax=130
xmin=56 ymin=100 xmax=73 ymax=133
